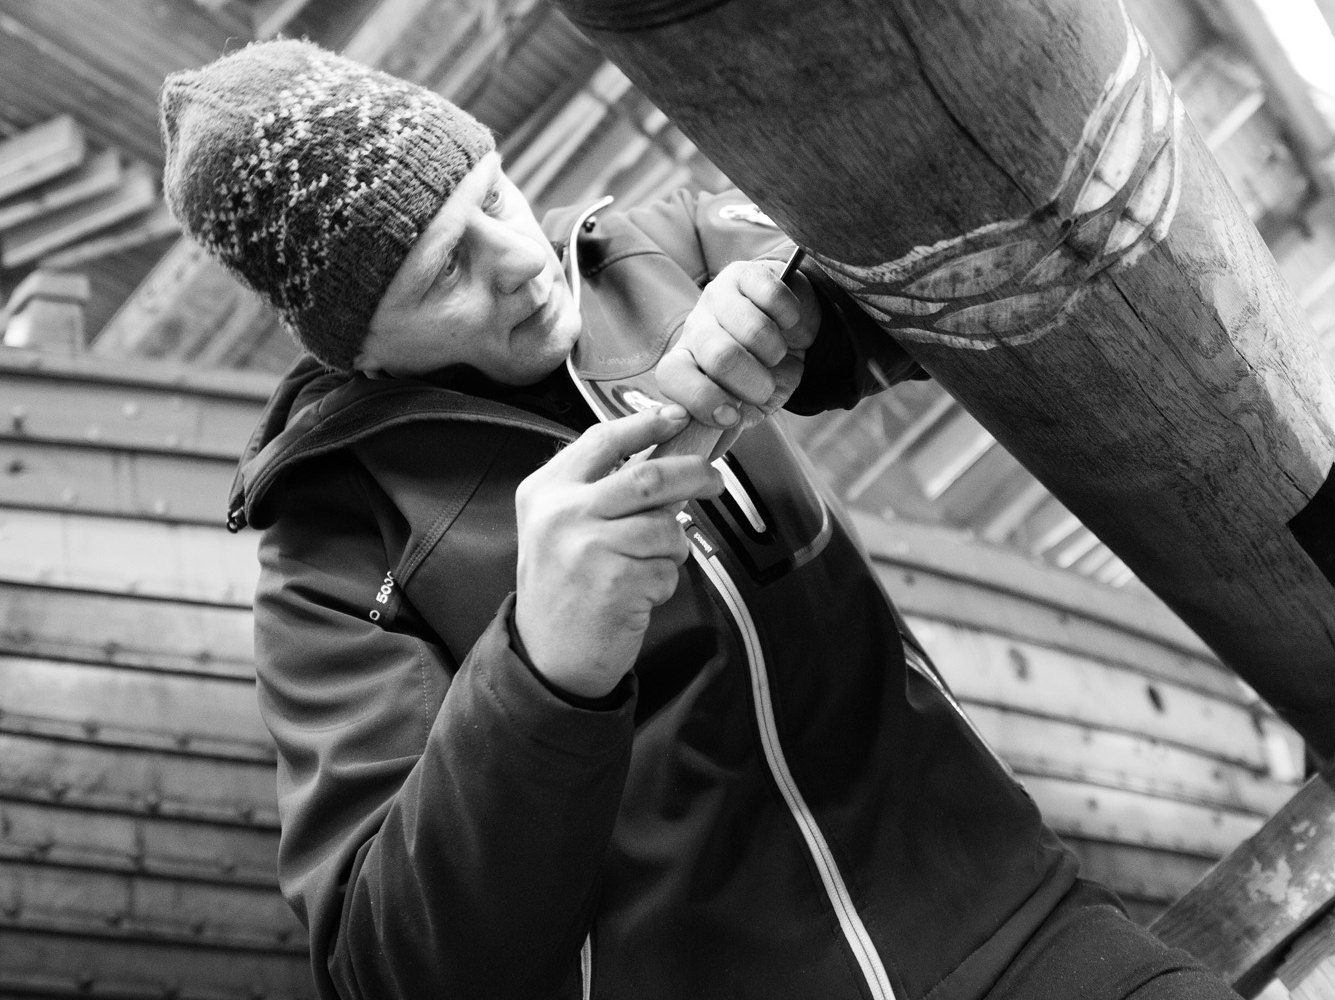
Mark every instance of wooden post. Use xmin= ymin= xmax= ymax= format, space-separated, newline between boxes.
xmin=547 ymin=0 xmax=1335 ymax=755
xmin=1152 ymin=760 xmax=1335 ymax=995
xmin=1 ymin=271 xmax=90 ymax=354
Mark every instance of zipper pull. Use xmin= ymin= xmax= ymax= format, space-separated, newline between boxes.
xmin=676 ymin=509 xmax=716 ymax=556
xmin=226 ymin=505 xmax=247 ymax=533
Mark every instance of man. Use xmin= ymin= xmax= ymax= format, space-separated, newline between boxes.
xmin=161 ymin=38 xmax=1239 ymax=1000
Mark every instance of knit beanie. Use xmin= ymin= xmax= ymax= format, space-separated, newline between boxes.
xmin=159 ymin=39 xmax=495 ymax=370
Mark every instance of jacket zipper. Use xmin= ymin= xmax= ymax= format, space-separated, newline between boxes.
xmin=581 ymin=934 xmax=593 ymax=1000
xmin=677 ymin=511 xmax=899 ymax=1000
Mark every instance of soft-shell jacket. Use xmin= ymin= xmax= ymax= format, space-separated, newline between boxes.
xmin=233 ymin=189 xmax=1079 ymax=1000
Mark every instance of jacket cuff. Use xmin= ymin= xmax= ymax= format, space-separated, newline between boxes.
xmin=505 ymin=595 xmax=635 ymax=712
xmin=468 ymin=594 xmax=637 ymax=761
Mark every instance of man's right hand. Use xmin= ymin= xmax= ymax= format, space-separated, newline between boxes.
xmin=513 ymin=404 xmax=724 ymax=699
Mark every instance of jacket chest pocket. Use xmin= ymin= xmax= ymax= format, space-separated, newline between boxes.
xmin=392 ymin=434 xmax=541 ymax=666
xmin=698 ymin=420 xmax=831 ymax=586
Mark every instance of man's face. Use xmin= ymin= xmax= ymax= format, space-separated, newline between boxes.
xmin=355 ymin=152 xmax=582 ymax=384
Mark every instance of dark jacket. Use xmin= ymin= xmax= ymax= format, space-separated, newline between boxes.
xmin=233 ymin=189 xmax=1078 ymax=1000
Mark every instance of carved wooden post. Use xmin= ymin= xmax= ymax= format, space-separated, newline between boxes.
xmin=548 ymin=0 xmax=1335 ymax=755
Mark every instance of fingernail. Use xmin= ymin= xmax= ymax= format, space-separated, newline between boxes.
xmin=660 ymin=403 xmax=689 ymax=422
xmin=713 ymin=403 xmax=739 ymax=427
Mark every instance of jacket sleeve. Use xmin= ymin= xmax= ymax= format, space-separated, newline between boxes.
xmin=625 ymin=187 xmax=928 ymax=414
xmin=253 ymin=453 xmax=635 ymax=1000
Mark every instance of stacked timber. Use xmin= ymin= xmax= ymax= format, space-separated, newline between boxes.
xmin=848 ymin=511 xmax=1304 ymax=925
xmin=0 ymin=347 xmax=310 ymax=998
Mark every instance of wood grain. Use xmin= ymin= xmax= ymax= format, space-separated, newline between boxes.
xmin=1153 ymin=765 xmax=1335 ymax=994
xmin=549 ymin=0 xmax=1335 ymax=755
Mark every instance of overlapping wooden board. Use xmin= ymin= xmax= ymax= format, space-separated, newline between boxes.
xmin=0 ymin=350 xmax=302 ymax=994
xmin=852 ymin=513 xmax=1305 ymax=923
xmin=0 ymin=510 xmax=260 ymax=605
xmin=0 ymin=437 xmax=237 ymax=524
xmin=0 ymin=581 xmax=255 ymax=678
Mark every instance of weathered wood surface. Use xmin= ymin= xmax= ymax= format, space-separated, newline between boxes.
xmin=854 ymin=512 xmax=1304 ymax=925
xmin=0 ymin=436 xmax=238 ymax=524
xmin=1153 ymin=762 xmax=1335 ymax=995
xmin=0 ymin=581 xmax=255 ymax=678
xmin=0 ymin=351 xmax=308 ymax=997
xmin=0 ymin=346 xmax=273 ymax=457
xmin=1277 ymin=910 xmax=1335 ymax=1000
xmin=550 ymin=0 xmax=1335 ymax=756
xmin=0 ymin=508 xmax=260 ymax=604
xmin=0 ymin=115 xmax=84 ymax=201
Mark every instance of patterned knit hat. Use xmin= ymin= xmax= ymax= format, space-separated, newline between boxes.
xmin=159 ymin=39 xmax=495 ymax=370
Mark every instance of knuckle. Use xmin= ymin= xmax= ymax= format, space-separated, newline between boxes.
xmin=626 ymin=461 xmax=663 ymax=498
xmin=702 ymin=337 xmax=748 ymax=376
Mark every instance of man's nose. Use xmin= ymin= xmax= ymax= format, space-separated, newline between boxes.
xmin=482 ymin=220 xmax=548 ymax=294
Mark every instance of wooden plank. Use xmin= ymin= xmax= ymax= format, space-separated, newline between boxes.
xmin=39 ymin=202 xmax=180 ymax=270
xmin=0 ymin=511 xmax=259 ymax=606
xmin=1023 ymin=774 xmax=1264 ymax=857
xmin=0 ymin=656 xmax=268 ymax=749
xmin=0 ymin=799 xmax=278 ymax=885
xmin=0 ymin=928 xmax=312 ymax=1000
xmin=0 ymin=367 xmax=266 ymax=458
xmin=0 ymin=732 xmax=277 ymax=829
xmin=909 ymin=618 xmax=1270 ymax=769
xmin=1278 ymin=911 xmax=1335 ymax=1000
xmin=879 ymin=562 xmax=1245 ymax=701
xmin=853 ymin=513 xmax=1213 ymax=659
xmin=1153 ymin=766 xmax=1335 ymax=994
xmin=0 ymin=272 xmax=90 ymax=326
xmin=0 ymin=149 xmax=121 ymax=232
xmin=0 ymin=862 xmax=302 ymax=950
xmin=0 ymin=116 xmax=84 ymax=202
xmin=969 ymin=704 xmax=1296 ymax=816
xmin=1 ymin=164 xmax=157 ymax=268
xmin=0 ymin=709 xmax=274 ymax=768
xmin=0 ymin=342 xmax=277 ymax=402
xmin=1063 ymin=837 xmax=1216 ymax=909
xmin=0 ymin=438 xmax=238 ymax=526
xmin=547 ymin=0 xmax=1335 ymax=756
xmin=0 ymin=582 xmax=254 ymax=679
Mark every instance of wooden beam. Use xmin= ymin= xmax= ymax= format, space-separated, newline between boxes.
xmin=0 ymin=116 xmax=84 ymax=202
xmin=0 ymin=581 xmax=253 ymax=678
xmin=0 ymin=149 xmax=120 ymax=232
xmin=1 ymin=271 xmax=90 ymax=354
xmin=1277 ymin=910 xmax=1335 ymax=1000
xmin=0 ymin=510 xmax=259 ymax=607
xmin=38 ymin=202 xmax=178 ymax=271
xmin=0 ymin=164 xmax=156 ymax=269
xmin=549 ymin=0 xmax=1335 ymax=756
xmin=0 ymin=349 xmax=269 ymax=457
xmin=1153 ymin=762 xmax=1335 ymax=995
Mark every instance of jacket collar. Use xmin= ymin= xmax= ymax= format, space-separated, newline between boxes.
xmin=227 ymin=194 xmax=621 ymax=532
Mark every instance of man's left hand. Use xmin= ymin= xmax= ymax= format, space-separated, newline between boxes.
xmin=655 ymin=258 xmax=821 ymax=446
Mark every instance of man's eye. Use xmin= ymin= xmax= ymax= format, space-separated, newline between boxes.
xmin=434 ymin=250 xmax=460 ymax=286
xmin=483 ymin=187 xmax=503 ymax=213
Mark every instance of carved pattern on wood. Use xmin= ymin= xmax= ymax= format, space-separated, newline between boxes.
xmin=814 ymin=5 xmax=1184 ymax=350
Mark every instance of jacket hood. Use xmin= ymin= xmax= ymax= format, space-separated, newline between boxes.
xmin=226 ymin=351 xmax=577 ymax=534
xmin=226 ymin=354 xmax=357 ymax=532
